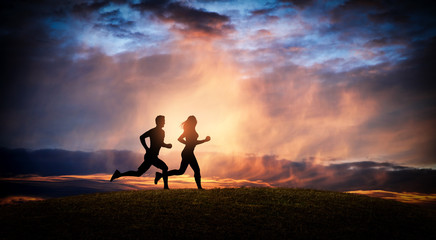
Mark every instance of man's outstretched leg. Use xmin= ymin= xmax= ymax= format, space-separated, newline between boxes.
xmin=110 ymin=161 xmax=149 ymax=182
xmin=110 ymin=170 xmax=142 ymax=182
xmin=110 ymin=170 xmax=120 ymax=182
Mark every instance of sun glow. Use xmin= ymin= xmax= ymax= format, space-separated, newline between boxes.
xmin=103 ymin=40 xmax=251 ymax=155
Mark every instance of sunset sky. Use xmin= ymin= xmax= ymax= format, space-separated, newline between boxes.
xmin=1 ymin=0 xmax=436 ymax=204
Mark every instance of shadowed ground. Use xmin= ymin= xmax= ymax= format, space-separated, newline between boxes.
xmin=0 ymin=188 xmax=435 ymax=240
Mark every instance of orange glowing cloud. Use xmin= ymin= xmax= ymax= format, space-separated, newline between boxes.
xmin=0 ymin=173 xmax=271 ymax=192
xmin=347 ymin=190 xmax=436 ymax=206
xmin=0 ymin=173 xmax=272 ymax=205
xmin=0 ymin=196 xmax=45 ymax=205
xmin=2 ymin=173 xmax=435 ymax=206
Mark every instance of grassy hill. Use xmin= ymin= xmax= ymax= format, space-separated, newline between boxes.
xmin=1 ymin=188 xmax=435 ymax=240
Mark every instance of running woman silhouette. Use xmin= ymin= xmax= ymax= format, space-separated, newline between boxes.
xmin=110 ymin=115 xmax=172 ymax=189
xmin=155 ymin=115 xmax=210 ymax=189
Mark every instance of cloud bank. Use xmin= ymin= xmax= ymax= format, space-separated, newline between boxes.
xmin=1 ymin=148 xmax=435 ymax=195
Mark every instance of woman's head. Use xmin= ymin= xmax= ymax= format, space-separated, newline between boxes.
xmin=182 ymin=115 xmax=197 ymax=131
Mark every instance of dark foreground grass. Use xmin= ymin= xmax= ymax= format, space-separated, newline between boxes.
xmin=1 ymin=188 xmax=435 ymax=240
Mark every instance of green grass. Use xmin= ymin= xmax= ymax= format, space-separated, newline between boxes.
xmin=1 ymin=188 xmax=435 ymax=239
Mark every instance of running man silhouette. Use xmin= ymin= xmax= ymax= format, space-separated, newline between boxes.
xmin=155 ymin=115 xmax=210 ymax=189
xmin=110 ymin=115 xmax=172 ymax=189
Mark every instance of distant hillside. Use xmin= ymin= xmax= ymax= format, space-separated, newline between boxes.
xmin=1 ymin=188 xmax=435 ymax=240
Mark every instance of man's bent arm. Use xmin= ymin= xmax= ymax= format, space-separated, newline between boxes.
xmin=162 ymin=142 xmax=172 ymax=149
xmin=140 ymin=131 xmax=151 ymax=150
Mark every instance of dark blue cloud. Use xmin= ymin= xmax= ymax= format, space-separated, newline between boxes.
xmin=132 ymin=0 xmax=234 ymax=37
xmin=0 ymin=148 xmax=141 ymax=177
xmin=327 ymin=0 xmax=436 ymax=45
xmin=279 ymin=0 xmax=316 ymax=9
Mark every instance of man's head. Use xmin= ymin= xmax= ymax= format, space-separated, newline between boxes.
xmin=155 ymin=115 xmax=165 ymax=128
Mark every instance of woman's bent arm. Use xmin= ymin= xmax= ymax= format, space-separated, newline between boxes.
xmin=178 ymin=133 xmax=187 ymax=144
xmin=196 ymin=136 xmax=211 ymax=145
